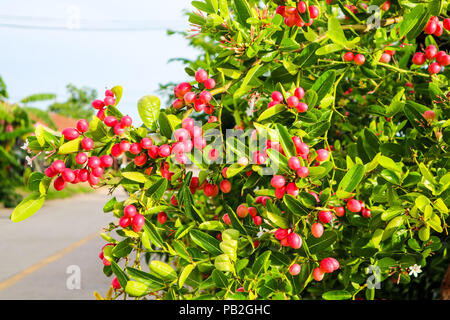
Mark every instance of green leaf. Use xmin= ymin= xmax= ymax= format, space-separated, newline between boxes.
xmin=316 ymin=44 xmax=344 ymax=56
xmin=232 ymin=0 xmax=252 ymax=27
xmin=378 ymin=156 xmax=401 ymax=173
xmin=283 ymin=194 xmax=309 ymax=216
xmin=266 ymin=211 xmax=289 ymax=229
xmin=149 ymin=260 xmax=177 ymax=281
xmin=199 ymin=221 xmax=225 ymax=231
xmin=179 ymin=264 xmax=195 ymax=289
xmin=111 ymin=85 xmax=123 ymax=106
xmin=138 ymin=95 xmax=160 ymax=131
xmin=190 ymin=229 xmax=222 ymax=255
xmin=158 ymin=112 xmax=174 ymax=139
xmin=121 ymin=171 xmax=148 ymax=183
xmin=112 ymin=239 xmax=133 ymax=258
xmin=125 ymin=281 xmax=150 ymax=297
xmin=307 ymin=231 xmax=337 ymax=254
xmin=337 ymin=164 xmax=365 ymax=194
xmin=257 ymin=104 xmax=286 ymax=122
xmin=58 ymin=137 xmax=81 ymax=154
xmin=211 ymin=269 xmax=229 ymax=288
xmin=110 ymin=260 xmax=130 ymax=289
xmin=327 ymin=17 xmax=349 ymax=47
xmin=143 ymin=219 xmax=165 ymax=248
xmin=322 ymin=290 xmax=352 ymax=300
xmin=35 ymin=125 xmax=45 ymax=146
xmin=311 ymin=70 xmax=336 ymax=103
xmin=10 ymin=192 xmax=45 ymax=222
xmin=252 ymin=251 xmax=271 ymax=275
xmin=28 ymin=172 xmax=45 ymax=192
xmin=280 ymin=38 xmax=300 ymax=51
xmin=276 ymin=123 xmax=296 ymax=159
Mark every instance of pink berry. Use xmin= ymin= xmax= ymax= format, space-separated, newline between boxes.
xmin=271 ymin=91 xmax=284 ymax=102
xmin=92 ymin=99 xmax=105 ymax=110
xmin=287 ymin=96 xmax=299 ymax=108
xmin=204 ymin=78 xmax=216 ymax=89
xmin=131 ymin=214 xmax=145 ymax=232
xmin=81 ymin=137 xmax=94 ymax=151
xmin=343 ymin=52 xmax=354 ymax=61
xmin=51 ymin=160 xmax=65 ymax=173
xmin=61 ymin=168 xmax=75 ymax=182
xmin=104 ymin=96 xmax=115 ymax=106
xmin=158 ymin=144 xmax=171 ymax=157
xmin=347 ymin=199 xmax=362 ymax=212
xmin=354 ymin=54 xmax=365 ymax=65
xmin=428 ymin=62 xmax=441 ymax=74
xmin=219 ymin=180 xmax=231 ymax=193
xmin=76 ymin=119 xmax=89 ymax=133
xmin=129 ymin=143 xmax=142 ymax=155
xmin=287 ymin=233 xmax=302 ymax=249
xmin=195 ymin=69 xmax=208 ymax=83
xmin=320 ymin=258 xmax=335 ymax=273
xmin=296 ymin=102 xmax=308 ymax=113
xmin=286 ymin=182 xmax=299 ymax=197
xmin=104 ymin=116 xmax=118 ymax=127
xmin=140 ymin=137 xmax=153 ymax=149
xmin=316 ymin=149 xmax=329 ymax=161
xmin=289 ymin=263 xmax=301 ymax=276
xmin=62 ymin=128 xmax=80 ymax=141
xmin=412 ymin=52 xmax=426 ymax=65
xmin=174 ymin=82 xmax=192 ymax=99
xmin=318 ymin=211 xmax=333 ymax=224
xmin=271 ymin=175 xmax=286 ymax=189
xmin=275 ymin=228 xmax=289 ymax=240
xmin=288 ymin=157 xmax=301 ymax=171
xmin=120 ymin=115 xmax=132 ymax=128
xmin=313 ymin=267 xmax=325 ymax=281
xmin=297 ymin=166 xmax=309 ymax=178
xmin=311 ymin=223 xmax=324 ymax=238
xmin=54 ymin=176 xmax=66 ymax=191
xmin=75 ymin=153 xmax=88 ymax=165
xmin=88 ymin=156 xmax=101 ymax=169
xmin=100 ymin=155 xmax=113 ymax=168
xmin=236 ymin=204 xmax=248 ymax=218
xmin=309 ymin=5 xmax=319 ymax=19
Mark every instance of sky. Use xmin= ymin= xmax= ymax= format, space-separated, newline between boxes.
xmin=0 ymin=0 xmax=200 ymax=125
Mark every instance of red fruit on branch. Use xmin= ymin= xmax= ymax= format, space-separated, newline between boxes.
xmin=286 ymin=182 xmax=299 ymax=197
xmin=88 ymin=156 xmax=101 ymax=169
xmin=204 ymin=78 xmax=216 ymax=90
xmin=157 ymin=212 xmax=167 ymax=224
xmin=334 ymin=206 xmax=345 ymax=217
xmin=51 ymin=160 xmax=65 ymax=173
xmin=313 ymin=267 xmax=325 ymax=281
xmin=92 ymin=99 xmax=105 ymax=109
xmin=271 ymin=91 xmax=283 ymax=102
xmin=129 ymin=143 xmax=142 ymax=155
xmin=288 ymin=156 xmax=301 ymax=170
xmin=354 ymin=54 xmax=365 ymax=65
xmin=425 ymin=45 xmax=438 ymax=60
xmin=287 ymin=232 xmax=302 ymax=249
xmin=54 ymin=176 xmax=66 ymax=191
xmin=311 ymin=222 xmax=324 ymax=238
xmin=237 ymin=204 xmax=248 ymax=218
xmin=347 ymin=199 xmax=362 ymax=212
xmin=61 ymin=168 xmax=75 ymax=182
xmin=104 ymin=96 xmax=115 ymax=106
xmin=343 ymin=52 xmax=354 ymax=61
xmin=111 ymin=277 xmax=121 ymax=290
xmin=297 ymin=166 xmax=309 ymax=178
xmin=309 ymin=5 xmax=319 ymax=19
xmin=62 ymin=128 xmax=80 ymax=140
xmin=289 ymin=263 xmax=301 ymax=276
xmin=124 ymin=204 xmax=137 ymax=218
xmin=275 ymin=228 xmax=289 ymax=240
xmin=428 ymin=62 xmax=441 ymax=74
xmin=76 ymin=119 xmax=89 ymax=133
xmin=253 ymin=215 xmax=262 ymax=226
xmin=316 ymin=149 xmax=329 ymax=161
xmin=412 ymin=52 xmax=426 ymax=65
xmin=271 ymin=175 xmax=286 ymax=189
xmin=81 ymin=137 xmax=94 ymax=151
xmin=104 ymin=116 xmax=118 ymax=127
xmin=318 ymin=211 xmax=333 ymax=224
xmin=131 ymin=214 xmax=145 ymax=232
xmin=195 ymin=69 xmax=208 ymax=83
xmin=75 ymin=152 xmax=88 ymax=165
xmin=219 ymin=179 xmax=231 ymax=193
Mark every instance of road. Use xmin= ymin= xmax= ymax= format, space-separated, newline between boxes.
xmin=0 ymin=188 xmax=127 ymax=299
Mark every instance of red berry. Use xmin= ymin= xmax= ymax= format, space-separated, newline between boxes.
xmin=275 ymin=228 xmax=288 ymax=240
xmin=288 ymin=157 xmax=301 ymax=170
xmin=174 ymin=128 xmax=190 ymax=142
xmin=313 ymin=267 xmax=325 ymax=281
xmin=362 ymin=208 xmax=371 ymax=218
xmin=271 ymin=91 xmax=284 ymax=102
xmin=424 ymin=20 xmax=437 ymax=34
xmin=334 ymin=206 xmax=345 ymax=217
xmin=62 ymin=128 xmax=80 ymax=141
xmin=311 ymin=223 xmax=324 ymax=238
xmin=75 ymin=153 xmax=88 ymax=165
xmin=381 ymin=0 xmax=390 ymax=11
xmin=81 ymin=137 xmax=94 ymax=151
xmin=100 ymin=155 xmax=113 ymax=168
xmin=271 ymin=175 xmax=286 ymax=189
xmin=77 ymin=169 xmax=89 ymax=182
xmin=119 ymin=141 xmax=131 ymax=153
xmin=320 ymin=257 xmax=335 ymax=273
xmin=434 ymin=22 xmax=443 ymax=36
xmin=309 ymin=5 xmax=319 ymax=19
xmin=174 ymin=82 xmax=192 ymax=99
xmin=158 ymin=144 xmax=171 ymax=157
xmin=444 ymin=18 xmax=450 ymax=31
xmin=157 ymin=212 xmax=167 ymax=224
xmin=199 ymin=91 xmax=212 ymax=104
xmin=129 ymin=143 xmax=142 ymax=155
xmin=297 ymin=1 xmax=307 ymax=13
xmin=134 ymin=153 xmax=147 ymax=166
xmin=96 ymin=108 xmax=106 ymax=121
xmin=287 ymin=96 xmax=299 ymax=108
xmin=204 ymin=78 xmax=216 ymax=90
xmin=297 ymin=166 xmax=309 ymax=178
xmin=139 ymin=138 xmax=153 ymax=150
xmin=253 ymin=216 xmax=262 ymax=226
xmin=316 ymin=149 xmax=329 ymax=161
xmin=148 ymin=145 xmax=159 ymax=159
xmin=354 ymin=54 xmax=365 ymax=65
xmin=248 ymin=207 xmax=257 ymax=217
xmin=88 ymin=156 xmax=101 ymax=169
xmin=61 ymin=168 xmax=75 ymax=182
xmin=343 ymin=52 xmax=354 ymax=61
xmin=195 ymin=69 xmax=208 ymax=83
xmin=104 ymin=116 xmax=118 ymax=127
xmin=236 ymin=204 xmax=248 ymax=218
xmin=92 ymin=99 xmax=105 ymax=110
xmin=120 ymin=115 xmax=132 ymax=128
xmin=318 ymin=211 xmax=333 ymax=224
xmin=428 ymin=62 xmax=441 ymax=74
xmin=286 ymin=182 xmax=299 ymax=197
xmin=425 ymin=45 xmax=438 ymax=60
xmin=105 ymin=89 xmax=114 ymax=97
xmin=289 ymin=263 xmax=301 ymax=276
xmin=45 ymin=166 xmax=57 ymax=177
xmin=111 ymin=277 xmax=121 ymax=289
xmin=119 ymin=216 xmax=131 ymax=228
xmin=54 ymin=176 xmax=66 ymax=191
xmin=131 ymin=214 xmax=145 ymax=232
xmin=91 ymin=166 xmax=104 ymax=177
xmin=412 ymin=52 xmax=426 ymax=65
xmin=347 ymin=199 xmax=362 ymax=212
xmin=124 ymin=205 xmax=137 ymax=218
xmin=296 ymin=102 xmax=308 ymax=113
xmin=104 ymin=96 xmax=115 ymax=106
xmin=223 ymin=214 xmax=231 ymax=226
xmin=275 ymin=186 xmax=286 ymax=199
xmin=51 ymin=160 xmax=65 ymax=173
xmin=379 ymin=53 xmax=391 ymax=63
xmin=287 ymin=233 xmax=302 ymax=249
xmin=114 ymin=124 xmax=125 ymax=136
xmin=76 ymin=119 xmax=89 ymax=133
xmin=219 ymin=180 xmax=231 ymax=193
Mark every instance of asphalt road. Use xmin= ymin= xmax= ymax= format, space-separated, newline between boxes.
xmin=0 ymin=188 xmax=127 ymax=300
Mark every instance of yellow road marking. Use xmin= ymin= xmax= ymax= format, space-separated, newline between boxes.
xmin=0 ymin=231 xmax=100 ymax=292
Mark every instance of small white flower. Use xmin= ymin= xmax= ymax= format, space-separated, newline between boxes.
xmin=408 ymin=264 xmax=422 ymax=278
xmin=25 ymin=156 xmax=33 ymax=168
xmin=20 ymin=139 xmax=29 ymax=150
xmin=256 ymin=226 xmax=269 ymax=238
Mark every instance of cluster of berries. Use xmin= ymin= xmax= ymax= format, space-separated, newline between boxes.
xmin=275 ymin=2 xmax=320 ymax=27
xmin=172 ymin=69 xmax=216 ymax=115
xmin=412 ymin=45 xmax=450 ymax=74
xmin=91 ymin=89 xmax=117 ymax=121
xmin=379 ymin=49 xmax=396 ymax=63
xmin=222 ymin=204 xmax=262 ymax=226
xmin=274 ymin=228 xmax=303 ymax=249
xmin=118 ymin=204 xmax=145 ymax=232
xmin=343 ymin=52 xmax=366 ymax=66
xmin=313 ymin=257 xmax=340 ymax=281
xmin=268 ymin=88 xmax=308 ymax=113
xmin=424 ymin=16 xmax=450 ymax=36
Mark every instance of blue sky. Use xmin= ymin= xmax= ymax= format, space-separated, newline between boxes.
xmin=0 ymin=0 xmax=199 ymax=124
